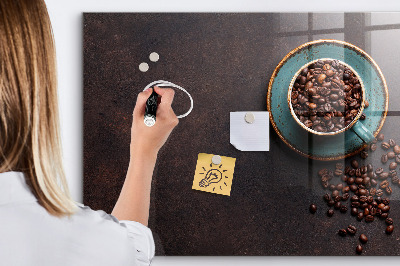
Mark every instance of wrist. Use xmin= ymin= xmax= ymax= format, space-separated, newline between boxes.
xmin=130 ymin=144 xmax=158 ymax=162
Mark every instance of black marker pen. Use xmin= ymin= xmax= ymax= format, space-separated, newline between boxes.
xmin=144 ymin=88 xmax=158 ymax=127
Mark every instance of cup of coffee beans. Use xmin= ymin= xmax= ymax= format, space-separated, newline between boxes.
xmin=288 ymin=58 xmax=374 ymax=142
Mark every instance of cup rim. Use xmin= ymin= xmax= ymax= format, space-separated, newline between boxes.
xmin=288 ymin=58 xmax=366 ymax=136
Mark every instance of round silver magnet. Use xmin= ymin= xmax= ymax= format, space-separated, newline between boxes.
xmin=212 ymin=155 xmax=222 ymax=165
xmin=244 ymin=112 xmax=255 ymax=124
xmin=139 ymin=62 xmax=149 ymax=72
xmin=149 ymin=52 xmax=160 ymax=62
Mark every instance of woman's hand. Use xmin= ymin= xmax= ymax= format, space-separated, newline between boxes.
xmin=130 ymin=86 xmax=179 ymax=157
xmin=112 ymin=87 xmax=178 ymax=225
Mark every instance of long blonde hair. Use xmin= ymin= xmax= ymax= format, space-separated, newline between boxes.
xmin=0 ymin=0 xmax=76 ymax=216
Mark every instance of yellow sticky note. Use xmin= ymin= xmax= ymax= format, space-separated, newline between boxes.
xmin=192 ymin=153 xmax=236 ymax=196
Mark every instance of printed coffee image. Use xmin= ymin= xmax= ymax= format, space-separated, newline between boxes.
xmin=291 ymin=59 xmax=365 ymax=133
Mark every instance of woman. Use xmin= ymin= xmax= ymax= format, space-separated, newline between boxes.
xmin=0 ymin=0 xmax=178 ymax=265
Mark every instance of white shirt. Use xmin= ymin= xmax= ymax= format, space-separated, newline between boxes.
xmin=0 ymin=171 xmax=155 ymax=266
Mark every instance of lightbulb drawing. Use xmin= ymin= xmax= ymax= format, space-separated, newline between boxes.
xmin=198 ymin=163 xmax=229 ymax=192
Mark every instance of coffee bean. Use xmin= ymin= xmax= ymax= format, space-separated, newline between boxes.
xmin=336 ymin=162 xmax=344 ymax=170
xmin=382 ymin=205 xmax=390 ymax=213
xmin=396 ymin=155 xmax=400 ymax=164
xmin=336 ymin=183 xmax=344 ymax=190
xmin=360 ymin=165 xmax=368 ymax=174
xmin=386 ymin=217 xmax=394 ymax=225
xmin=359 ymin=195 xmax=367 ymax=203
xmin=376 ymin=189 xmax=384 ymax=197
xmin=379 ymin=172 xmax=389 ymax=180
xmin=390 ymin=170 xmax=397 ymax=177
xmin=382 ymin=142 xmax=390 ymax=149
xmin=380 ymin=180 xmax=389 ymax=188
xmin=347 ymin=225 xmax=357 ymax=235
xmin=370 ymin=143 xmax=377 ymax=151
xmin=349 ymin=169 xmax=356 ymax=176
xmin=394 ymin=145 xmax=400 ymax=154
xmin=371 ymin=179 xmax=378 ymax=187
xmin=323 ymin=193 xmax=331 ymax=202
xmin=351 ymin=201 xmax=360 ymax=208
xmin=386 ymin=225 xmax=394 ymax=234
xmin=338 ymin=229 xmax=347 ymax=236
xmin=381 ymin=212 xmax=389 ymax=219
xmin=332 ymin=190 xmax=340 ymax=197
xmin=364 ymin=214 xmax=374 ymax=223
xmin=359 ymin=234 xmax=368 ymax=243
xmin=388 ymin=151 xmax=396 ymax=159
xmin=334 ymin=169 xmax=343 ymax=176
xmin=351 ymin=207 xmax=358 ymax=216
xmin=360 ymin=150 xmax=368 ymax=159
xmin=370 ymin=207 xmax=377 ymax=216
xmin=366 ymin=163 xmax=373 ymax=172
xmin=347 ymin=177 xmax=355 ymax=185
xmin=334 ymin=201 xmax=341 ymax=210
xmin=389 ymin=139 xmax=396 ymax=147
xmin=356 ymin=245 xmax=363 ymax=255
xmin=318 ymin=168 xmax=329 ymax=176
xmin=385 ymin=186 xmax=392 ymax=195
xmin=328 ymin=200 xmax=335 ymax=207
xmin=327 ymin=209 xmax=334 ymax=217
xmin=357 ymin=212 xmax=364 ymax=221
xmin=343 ymin=186 xmax=350 ymax=193
xmin=340 ymin=205 xmax=348 ymax=213
xmin=355 ymin=177 xmax=363 ymax=185
xmin=309 ymin=204 xmax=317 ymax=214
xmin=389 ymin=162 xmax=397 ymax=170
xmin=350 ymin=184 xmax=358 ymax=192
xmin=375 ymin=168 xmax=384 ymax=175
xmin=351 ymin=195 xmax=359 ymax=202
xmin=364 ymin=208 xmax=370 ymax=216
xmin=377 ymin=133 xmax=385 ymax=141
xmin=342 ymin=193 xmax=350 ymax=201
xmin=392 ymin=175 xmax=399 ymax=184
xmin=370 ymin=187 xmax=376 ymax=196
xmin=381 ymin=154 xmax=388 ymax=164
xmin=334 ymin=195 xmax=342 ymax=202
xmin=351 ymin=160 xmax=359 ymax=169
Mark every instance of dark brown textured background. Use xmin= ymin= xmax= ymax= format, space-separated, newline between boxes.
xmin=83 ymin=13 xmax=400 ymax=255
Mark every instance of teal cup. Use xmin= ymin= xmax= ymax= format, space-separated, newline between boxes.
xmin=288 ymin=58 xmax=375 ymax=143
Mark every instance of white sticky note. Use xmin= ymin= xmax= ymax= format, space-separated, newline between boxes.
xmin=230 ymin=111 xmax=269 ymax=151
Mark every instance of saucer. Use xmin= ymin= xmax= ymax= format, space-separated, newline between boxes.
xmin=267 ymin=39 xmax=388 ymax=161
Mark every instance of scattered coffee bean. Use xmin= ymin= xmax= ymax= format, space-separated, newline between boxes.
xmin=380 ymin=180 xmax=389 ymax=189
xmin=377 ymin=133 xmax=384 ymax=141
xmin=351 ymin=207 xmax=358 ymax=216
xmin=389 ymin=162 xmax=397 ymax=170
xmin=360 ymin=150 xmax=368 ymax=159
xmin=365 ymin=215 xmax=374 ymax=223
xmin=347 ymin=225 xmax=357 ymax=235
xmin=381 ymin=154 xmax=388 ymax=164
xmin=328 ymin=200 xmax=335 ymax=207
xmin=375 ymin=168 xmax=384 ymax=175
xmin=386 ymin=225 xmax=394 ymax=234
xmin=334 ymin=201 xmax=342 ymax=210
xmin=356 ymin=245 xmax=363 ymax=255
xmin=351 ymin=160 xmax=359 ymax=169
xmin=336 ymin=163 xmax=343 ymax=170
xmin=394 ymin=145 xmax=400 ymax=154
xmin=323 ymin=193 xmax=331 ymax=202
xmin=357 ymin=212 xmax=364 ymax=221
xmin=379 ymin=172 xmax=389 ymax=180
xmin=359 ymin=234 xmax=368 ymax=243
xmin=388 ymin=151 xmax=396 ymax=159
xmin=370 ymin=143 xmax=377 ymax=151
xmin=389 ymin=139 xmax=396 ymax=147
xmin=309 ymin=204 xmax=317 ymax=214
xmin=327 ymin=209 xmax=334 ymax=217
xmin=385 ymin=218 xmax=393 ymax=225
xmin=396 ymin=155 xmax=400 ymax=164
xmin=382 ymin=142 xmax=390 ymax=150
xmin=340 ymin=205 xmax=348 ymax=213
xmin=381 ymin=212 xmax=389 ymax=219
xmin=338 ymin=229 xmax=347 ymax=236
